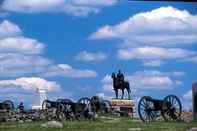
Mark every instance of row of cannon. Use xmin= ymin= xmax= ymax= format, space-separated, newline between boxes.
xmin=0 ymin=96 xmax=112 ymax=122
xmin=42 ymin=96 xmax=112 ymax=121
xmin=0 ymin=95 xmax=182 ymax=123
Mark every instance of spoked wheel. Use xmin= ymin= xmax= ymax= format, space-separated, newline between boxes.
xmin=3 ymin=100 xmax=14 ymax=110
xmin=77 ymin=97 xmax=91 ymax=110
xmin=42 ymin=100 xmax=51 ymax=109
xmin=101 ymin=100 xmax=112 ymax=113
xmin=138 ymin=96 xmax=157 ymax=122
xmin=56 ymin=103 xmax=65 ymax=121
xmin=90 ymin=96 xmax=100 ymax=113
xmin=162 ymin=95 xmax=182 ymax=121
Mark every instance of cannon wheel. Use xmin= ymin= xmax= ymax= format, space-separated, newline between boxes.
xmin=162 ymin=95 xmax=182 ymax=121
xmin=3 ymin=100 xmax=14 ymax=110
xmin=101 ymin=100 xmax=112 ymax=113
xmin=42 ymin=100 xmax=50 ymax=109
xmin=138 ymin=96 xmax=157 ymax=122
xmin=77 ymin=97 xmax=91 ymax=108
xmin=55 ymin=103 xmax=65 ymax=121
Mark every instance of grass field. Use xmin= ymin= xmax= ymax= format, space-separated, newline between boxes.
xmin=0 ymin=117 xmax=196 ymax=131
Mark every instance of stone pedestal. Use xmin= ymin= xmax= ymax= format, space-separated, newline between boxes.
xmin=111 ymin=99 xmax=134 ymax=107
xmin=192 ymin=81 xmax=197 ymax=120
xmin=111 ymin=99 xmax=135 ymax=118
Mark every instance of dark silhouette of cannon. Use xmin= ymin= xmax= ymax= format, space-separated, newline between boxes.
xmin=42 ymin=98 xmax=95 ymax=120
xmin=0 ymin=100 xmax=14 ymax=110
xmin=138 ymin=95 xmax=182 ymax=122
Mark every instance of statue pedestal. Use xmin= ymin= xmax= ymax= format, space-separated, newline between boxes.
xmin=111 ymin=99 xmax=134 ymax=107
xmin=110 ymin=99 xmax=135 ymax=117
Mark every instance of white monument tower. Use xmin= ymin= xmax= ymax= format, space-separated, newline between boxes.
xmin=32 ymin=88 xmax=47 ymax=109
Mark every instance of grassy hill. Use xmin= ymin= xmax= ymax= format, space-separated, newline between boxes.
xmin=0 ymin=117 xmax=196 ymax=131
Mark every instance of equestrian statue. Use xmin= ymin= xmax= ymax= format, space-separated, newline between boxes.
xmin=111 ymin=70 xmax=131 ymax=99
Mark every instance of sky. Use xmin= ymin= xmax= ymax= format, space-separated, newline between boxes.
xmin=0 ymin=0 xmax=196 ymax=110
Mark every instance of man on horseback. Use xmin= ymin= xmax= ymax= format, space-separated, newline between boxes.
xmin=111 ymin=70 xmax=131 ymax=99
xmin=117 ymin=70 xmax=124 ymax=87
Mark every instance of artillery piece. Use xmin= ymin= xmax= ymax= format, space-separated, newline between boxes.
xmin=42 ymin=98 xmax=94 ymax=121
xmin=0 ymin=100 xmax=14 ymax=121
xmin=78 ymin=96 xmax=111 ymax=114
xmin=138 ymin=95 xmax=182 ymax=122
xmin=0 ymin=100 xmax=14 ymax=111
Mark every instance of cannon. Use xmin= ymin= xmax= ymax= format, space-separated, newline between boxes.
xmin=0 ymin=100 xmax=14 ymax=111
xmin=42 ymin=98 xmax=94 ymax=121
xmin=138 ymin=95 xmax=182 ymax=122
xmin=42 ymin=99 xmax=65 ymax=121
xmin=0 ymin=100 xmax=14 ymax=121
xmin=89 ymin=96 xmax=111 ymax=114
xmin=57 ymin=98 xmax=92 ymax=120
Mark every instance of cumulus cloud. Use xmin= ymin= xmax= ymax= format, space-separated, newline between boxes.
xmin=183 ymin=90 xmax=192 ymax=100
xmin=102 ymin=70 xmax=182 ymax=91
xmin=117 ymin=46 xmax=197 ymax=66
xmin=90 ymin=6 xmax=197 ymax=45
xmin=2 ymin=0 xmax=118 ymax=16
xmin=0 ymin=77 xmax=65 ymax=107
xmin=0 ymin=37 xmax=45 ymax=54
xmin=0 ymin=20 xmax=22 ymax=38
xmin=0 ymin=53 xmax=51 ymax=77
xmin=0 ymin=77 xmax=61 ymax=92
xmin=75 ymin=51 xmax=107 ymax=62
xmin=118 ymin=47 xmax=196 ymax=60
xmin=90 ymin=7 xmax=197 ymax=66
xmin=0 ymin=20 xmax=97 ymax=78
xmin=142 ymin=60 xmax=164 ymax=67
xmin=99 ymin=70 xmax=183 ymax=103
xmin=182 ymin=90 xmax=192 ymax=111
xmin=42 ymin=64 xmax=97 ymax=78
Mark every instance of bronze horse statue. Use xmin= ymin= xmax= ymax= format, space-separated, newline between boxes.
xmin=111 ymin=73 xmax=131 ymax=99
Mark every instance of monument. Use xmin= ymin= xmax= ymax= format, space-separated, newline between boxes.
xmin=192 ymin=81 xmax=197 ymax=120
xmin=32 ymin=89 xmax=47 ymax=109
xmin=111 ymin=70 xmax=134 ymax=117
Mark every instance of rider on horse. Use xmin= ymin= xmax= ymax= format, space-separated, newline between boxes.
xmin=117 ymin=70 xmax=124 ymax=86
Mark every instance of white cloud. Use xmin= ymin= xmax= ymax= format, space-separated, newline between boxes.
xmin=133 ymin=70 xmax=185 ymax=77
xmin=117 ymin=47 xmax=197 ymax=65
xmin=0 ymin=77 xmax=61 ymax=92
xmin=182 ymin=90 xmax=192 ymax=111
xmin=183 ymin=90 xmax=192 ymax=100
xmin=0 ymin=37 xmax=45 ymax=54
xmin=118 ymin=47 xmax=196 ymax=60
xmin=2 ymin=0 xmax=65 ymax=13
xmin=2 ymin=0 xmax=118 ymax=16
xmin=0 ymin=20 xmax=97 ymax=78
xmin=0 ymin=20 xmax=22 ymax=38
xmin=142 ymin=60 xmax=164 ymax=67
xmin=90 ymin=6 xmax=197 ymax=45
xmin=0 ymin=54 xmax=98 ymax=78
xmin=126 ymin=75 xmax=175 ymax=90
xmin=43 ymin=64 xmax=97 ymax=78
xmin=101 ymin=74 xmax=111 ymax=83
xmin=0 ymin=53 xmax=51 ymax=77
xmin=102 ymin=70 xmax=182 ymax=91
xmin=0 ymin=77 xmax=64 ymax=107
xmin=75 ymin=51 xmax=107 ymax=62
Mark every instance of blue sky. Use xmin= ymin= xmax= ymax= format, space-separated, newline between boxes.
xmin=0 ymin=0 xmax=196 ymax=110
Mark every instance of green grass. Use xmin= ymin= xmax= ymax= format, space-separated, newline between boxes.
xmin=0 ymin=117 xmax=196 ymax=131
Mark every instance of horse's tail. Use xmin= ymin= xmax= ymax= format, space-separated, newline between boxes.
xmin=126 ymin=81 xmax=131 ymax=92
xmin=125 ymin=81 xmax=131 ymax=99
